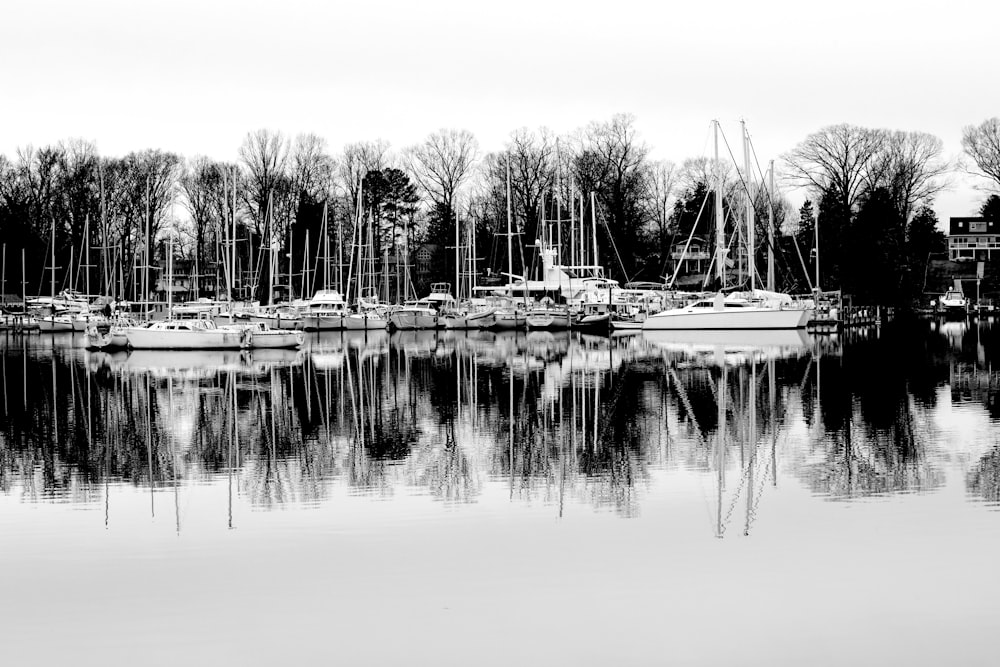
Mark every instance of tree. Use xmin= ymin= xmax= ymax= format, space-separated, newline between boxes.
xmin=404 ymin=129 xmax=478 ymax=284
xmin=866 ymin=130 xmax=949 ymax=222
xmin=906 ymin=205 xmax=945 ymax=296
xmin=642 ymin=160 xmax=677 ymax=268
xmin=782 ymin=124 xmax=882 ymax=216
xmin=845 ymin=187 xmax=907 ymax=304
xmin=572 ymin=113 xmax=650 ymax=280
xmin=980 ymin=194 xmax=1000 ymax=222
xmin=962 ymin=117 xmax=1000 ymax=190
xmin=239 ymin=129 xmax=288 ymax=239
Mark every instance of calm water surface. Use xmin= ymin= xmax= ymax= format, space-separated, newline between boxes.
xmin=2 ymin=320 xmax=1000 ymax=665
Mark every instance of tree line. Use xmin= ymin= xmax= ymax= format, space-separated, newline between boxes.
xmin=2 ymin=114 xmax=999 ymax=304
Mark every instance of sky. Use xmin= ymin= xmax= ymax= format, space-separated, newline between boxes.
xmin=2 ymin=0 xmax=998 ymax=223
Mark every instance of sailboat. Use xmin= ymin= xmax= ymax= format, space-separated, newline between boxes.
xmin=124 ymin=235 xmax=245 ymax=349
xmin=301 ymin=204 xmax=348 ymax=331
xmin=643 ymin=121 xmax=808 ymax=331
xmin=342 ymin=181 xmax=387 ymax=331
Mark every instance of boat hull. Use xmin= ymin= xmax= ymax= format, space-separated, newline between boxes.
xmin=343 ymin=314 xmax=387 ymax=330
xmin=389 ymin=311 xmax=438 ymax=330
xmin=526 ymin=310 xmax=571 ymax=330
xmin=37 ymin=316 xmax=75 ymax=333
xmin=642 ymin=306 xmax=809 ymax=330
xmin=301 ymin=314 xmax=344 ymax=331
xmin=492 ymin=311 xmax=526 ymax=330
xmin=125 ymin=328 xmax=245 ymax=350
xmin=246 ymin=330 xmax=304 ymax=349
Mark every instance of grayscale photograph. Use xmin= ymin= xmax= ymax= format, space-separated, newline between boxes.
xmin=1 ymin=1 xmax=998 ymax=664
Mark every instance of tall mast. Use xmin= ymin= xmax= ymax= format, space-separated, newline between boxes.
xmin=506 ymin=154 xmax=513 ymax=288
xmin=50 ymin=217 xmax=56 ymax=300
xmin=455 ymin=205 xmax=460 ymax=300
xmin=590 ymin=192 xmax=598 ymax=273
xmin=767 ymin=160 xmax=775 ymax=291
xmin=556 ymin=140 xmax=562 ymax=265
xmin=232 ymin=167 xmax=237 ymax=302
xmin=322 ymin=201 xmax=330 ymax=290
xmin=743 ymin=120 xmax=755 ymax=293
xmin=167 ymin=233 xmax=174 ymax=318
xmin=569 ymin=181 xmax=575 ymax=268
xmin=714 ymin=120 xmax=725 ymax=288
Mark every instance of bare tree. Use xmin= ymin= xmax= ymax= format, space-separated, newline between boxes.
xmin=404 ymin=129 xmax=479 ymax=217
xmin=239 ymin=129 xmax=288 ymax=238
xmin=642 ymin=160 xmax=677 ymax=253
xmin=961 ymin=117 xmax=1000 ymax=190
xmin=782 ymin=123 xmax=883 ymax=214
xmin=866 ymin=130 xmax=949 ymax=221
xmin=339 ymin=139 xmax=391 ymax=209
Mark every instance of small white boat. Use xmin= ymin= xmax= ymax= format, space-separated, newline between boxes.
xmin=390 ymin=301 xmax=439 ymax=330
xmin=493 ymin=308 xmax=526 ymax=330
xmin=226 ymin=322 xmax=303 ymax=349
xmin=37 ymin=315 xmax=76 ymax=333
xmin=343 ymin=310 xmax=388 ymax=330
xmin=938 ymin=289 xmax=968 ymax=317
xmin=301 ymin=290 xmax=348 ymax=331
xmin=525 ymin=303 xmax=572 ymax=330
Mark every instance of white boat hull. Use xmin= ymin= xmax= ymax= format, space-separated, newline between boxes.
xmin=126 ymin=327 xmax=245 ymax=350
xmin=343 ymin=314 xmax=387 ymax=330
xmin=389 ymin=311 xmax=438 ymax=330
xmin=526 ymin=310 xmax=571 ymax=330
xmin=642 ymin=306 xmax=809 ymax=330
xmin=37 ymin=316 xmax=75 ymax=333
xmin=301 ymin=314 xmax=344 ymax=331
xmin=493 ymin=311 xmax=526 ymax=330
xmin=246 ymin=330 xmax=303 ymax=349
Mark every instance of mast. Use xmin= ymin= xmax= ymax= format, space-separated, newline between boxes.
xmin=50 ymin=217 xmax=56 ymax=302
xmin=232 ymin=167 xmax=237 ymax=302
xmin=743 ymin=120 xmax=755 ymax=293
xmin=569 ymin=183 xmax=581 ymax=266
xmin=167 ymin=233 xmax=174 ymax=318
xmin=556 ymin=140 xmax=562 ymax=265
xmin=1 ymin=243 xmax=5 ymax=300
xmin=714 ymin=120 xmax=725 ymax=288
xmin=506 ymin=154 xmax=514 ymax=290
xmin=590 ymin=192 xmax=598 ymax=272
xmin=455 ymin=205 xmax=460 ymax=300
xmin=768 ymin=160 xmax=775 ymax=292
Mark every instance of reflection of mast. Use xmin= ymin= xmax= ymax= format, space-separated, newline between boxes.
xmin=146 ymin=373 xmax=154 ymax=518
xmin=716 ymin=363 xmax=726 ymax=538
xmin=169 ymin=376 xmax=180 ymax=535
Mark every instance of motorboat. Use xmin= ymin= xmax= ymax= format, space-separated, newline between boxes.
xmin=301 ymin=289 xmax=348 ymax=331
xmin=390 ymin=301 xmax=439 ymax=330
xmin=938 ymin=289 xmax=968 ymax=318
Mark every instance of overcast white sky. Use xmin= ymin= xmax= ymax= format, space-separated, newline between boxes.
xmin=1 ymin=0 xmax=997 ymax=221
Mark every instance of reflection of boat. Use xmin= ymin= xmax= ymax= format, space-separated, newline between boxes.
xmin=643 ymin=328 xmax=811 ymax=365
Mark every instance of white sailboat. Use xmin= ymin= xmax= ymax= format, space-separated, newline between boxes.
xmin=644 ymin=121 xmax=807 ymax=331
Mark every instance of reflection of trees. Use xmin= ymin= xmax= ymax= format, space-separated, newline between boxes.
xmin=0 ymin=320 xmax=983 ymax=515
xmin=967 ymin=446 xmax=1000 ymax=503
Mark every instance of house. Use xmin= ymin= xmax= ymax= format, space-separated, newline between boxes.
xmin=949 ymin=217 xmax=1000 ymax=261
xmin=666 ymin=236 xmax=712 ymax=284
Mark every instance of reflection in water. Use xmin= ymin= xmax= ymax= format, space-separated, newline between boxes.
xmin=4 ymin=318 xmax=1000 ymax=528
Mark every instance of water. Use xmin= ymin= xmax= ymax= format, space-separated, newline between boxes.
xmin=2 ymin=321 xmax=999 ymax=665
